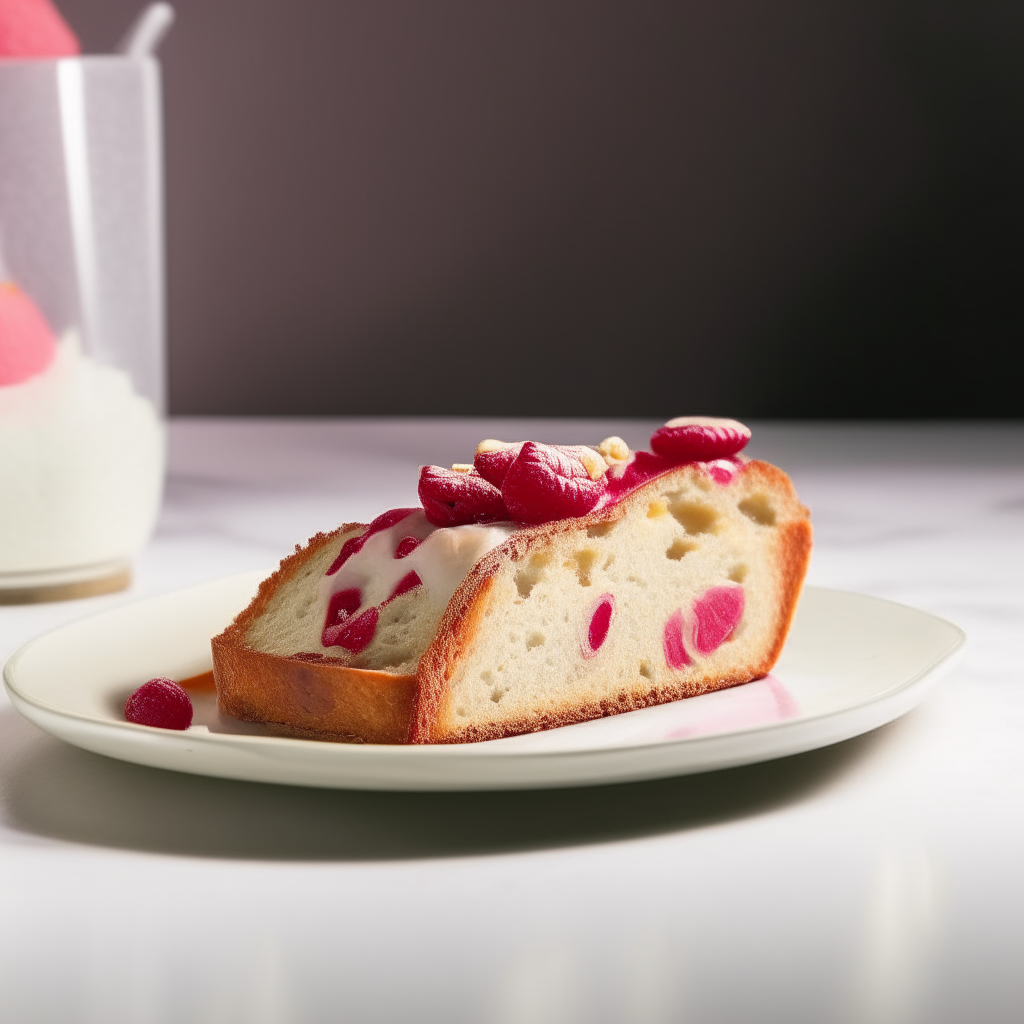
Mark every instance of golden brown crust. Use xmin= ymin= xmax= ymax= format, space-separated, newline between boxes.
xmin=212 ymin=638 xmax=417 ymax=743
xmin=211 ymin=459 xmax=812 ymax=745
xmin=408 ymin=574 xmax=498 ymax=744
xmin=754 ymin=516 xmax=813 ymax=675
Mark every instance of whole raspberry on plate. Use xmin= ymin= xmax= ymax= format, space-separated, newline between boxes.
xmin=124 ymin=678 xmax=193 ymax=730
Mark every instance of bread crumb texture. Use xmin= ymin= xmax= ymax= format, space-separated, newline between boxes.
xmin=244 ymin=523 xmax=448 ymax=676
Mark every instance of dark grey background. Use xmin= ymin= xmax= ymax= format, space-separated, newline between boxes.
xmin=60 ymin=1 xmax=1024 ymax=418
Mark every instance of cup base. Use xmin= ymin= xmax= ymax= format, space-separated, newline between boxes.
xmin=0 ymin=561 xmax=131 ymax=605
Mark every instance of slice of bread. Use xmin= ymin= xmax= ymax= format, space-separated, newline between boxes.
xmin=212 ymin=457 xmax=811 ymax=744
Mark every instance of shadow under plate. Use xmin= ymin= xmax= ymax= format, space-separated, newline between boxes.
xmin=0 ymin=707 xmax=901 ymax=862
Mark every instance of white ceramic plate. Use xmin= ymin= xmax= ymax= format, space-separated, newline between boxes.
xmin=3 ymin=573 xmax=965 ymax=791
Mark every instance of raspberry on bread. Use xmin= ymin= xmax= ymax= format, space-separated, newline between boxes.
xmin=212 ymin=421 xmax=812 ymax=744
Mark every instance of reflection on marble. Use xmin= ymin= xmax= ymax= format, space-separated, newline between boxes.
xmin=1 ymin=419 xmax=1022 ymax=1024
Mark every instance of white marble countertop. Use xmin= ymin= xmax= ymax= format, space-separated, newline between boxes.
xmin=1 ymin=418 xmax=1022 ymax=1024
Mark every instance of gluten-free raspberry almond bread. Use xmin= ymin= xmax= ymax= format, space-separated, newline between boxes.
xmin=212 ymin=418 xmax=812 ymax=744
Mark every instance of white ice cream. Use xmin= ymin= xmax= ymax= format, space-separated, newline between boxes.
xmin=0 ymin=332 xmax=164 ymax=576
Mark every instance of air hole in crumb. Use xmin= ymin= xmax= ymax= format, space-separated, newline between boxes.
xmin=456 ymin=707 xmax=467 ymax=717
xmin=481 ymin=669 xmax=492 ymax=683
xmin=564 ymin=549 xmax=599 ymax=586
xmin=739 ymin=494 xmax=777 ymax=526
xmin=639 ymin=660 xmax=654 ymax=680
xmin=490 ymin=686 xmax=506 ymax=703
xmin=666 ymin=538 xmax=698 ymax=561
xmin=526 ymin=632 xmax=545 ymax=649
xmin=729 ymin=563 xmax=749 ymax=583
xmin=647 ymin=499 xmax=668 ymax=519
xmin=515 ymin=551 xmax=553 ymax=598
xmin=667 ymin=497 xmax=720 ymax=534
xmin=587 ymin=521 xmax=617 ymax=538
xmin=603 ymin=554 xmax=615 ymax=570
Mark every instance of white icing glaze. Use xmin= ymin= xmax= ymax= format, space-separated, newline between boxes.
xmin=320 ymin=509 xmax=516 ymax=615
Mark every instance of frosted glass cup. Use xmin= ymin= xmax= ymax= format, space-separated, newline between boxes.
xmin=0 ymin=56 xmax=166 ymax=602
